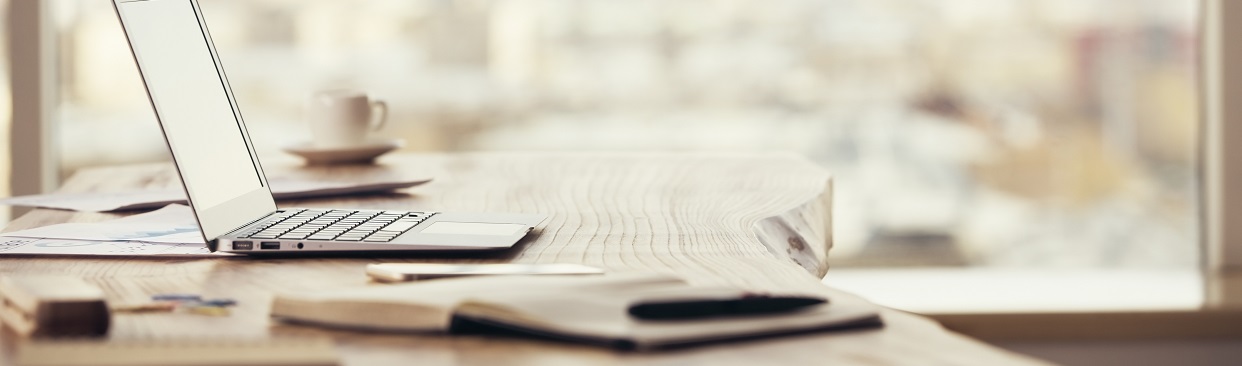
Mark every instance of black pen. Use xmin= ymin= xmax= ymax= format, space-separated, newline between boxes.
xmin=628 ymin=293 xmax=827 ymax=321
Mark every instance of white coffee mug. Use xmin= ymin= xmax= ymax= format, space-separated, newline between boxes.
xmin=306 ymin=89 xmax=388 ymax=148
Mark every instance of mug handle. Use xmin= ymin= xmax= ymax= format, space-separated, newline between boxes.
xmin=369 ymin=100 xmax=388 ymax=131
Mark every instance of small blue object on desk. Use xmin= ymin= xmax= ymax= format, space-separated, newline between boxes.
xmin=194 ymin=299 xmax=238 ymax=307
xmin=151 ymin=294 xmax=202 ymax=302
xmin=149 ymin=294 xmax=238 ymax=308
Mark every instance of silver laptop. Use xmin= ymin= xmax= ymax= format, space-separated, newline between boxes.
xmin=112 ymin=0 xmax=545 ymax=254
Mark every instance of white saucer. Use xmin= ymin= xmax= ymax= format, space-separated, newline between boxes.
xmin=282 ymin=139 xmax=404 ymax=165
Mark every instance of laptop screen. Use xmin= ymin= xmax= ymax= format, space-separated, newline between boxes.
xmin=115 ymin=0 xmax=276 ymax=246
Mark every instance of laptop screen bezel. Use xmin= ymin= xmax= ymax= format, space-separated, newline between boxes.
xmin=113 ymin=0 xmax=277 ymax=250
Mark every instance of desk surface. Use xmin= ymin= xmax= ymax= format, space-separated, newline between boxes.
xmin=0 ymin=153 xmax=1045 ymax=365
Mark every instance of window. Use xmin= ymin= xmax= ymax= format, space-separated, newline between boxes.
xmin=48 ymin=0 xmax=1199 ymax=271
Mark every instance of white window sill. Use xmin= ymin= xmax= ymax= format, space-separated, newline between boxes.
xmin=824 ymin=268 xmax=1242 ymax=340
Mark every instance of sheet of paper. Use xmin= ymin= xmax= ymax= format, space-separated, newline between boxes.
xmin=3 ymin=205 xmax=203 ymax=245
xmin=0 ymin=176 xmax=432 ymax=212
xmin=0 ymin=205 xmax=227 ymax=257
xmin=0 ymin=237 xmax=225 ymax=257
xmin=0 ymin=190 xmax=183 ymax=212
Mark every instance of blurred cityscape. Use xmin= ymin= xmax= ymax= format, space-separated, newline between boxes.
xmin=50 ymin=0 xmax=1199 ymax=268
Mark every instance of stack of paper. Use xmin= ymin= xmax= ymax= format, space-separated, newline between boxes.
xmin=0 ymin=176 xmax=432 ymax=257
xmin=0 ymin=205 xmax=220 ymax=257
xmin=0 ymin=176 xmax=431 ymax=212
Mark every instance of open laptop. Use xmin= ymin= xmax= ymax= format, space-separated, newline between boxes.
xmin=111 ymin=0 xmax=546 ymax=254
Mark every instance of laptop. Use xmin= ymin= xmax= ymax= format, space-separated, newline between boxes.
xmin=111 ymin=0 xmax=546 ymax=254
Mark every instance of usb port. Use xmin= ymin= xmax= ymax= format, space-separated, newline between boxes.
xmin=232 ymin=241 xmax=253 ymax=250
xmin=260 ymin=242 xmax=281 ymax=250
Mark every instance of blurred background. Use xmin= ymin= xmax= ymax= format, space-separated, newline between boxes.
xmin=1 ymin=0 xmax=1200 ymax=270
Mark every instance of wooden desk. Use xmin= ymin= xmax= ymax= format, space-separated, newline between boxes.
xmin=0 ymin=153 xmax=1046 ymax=365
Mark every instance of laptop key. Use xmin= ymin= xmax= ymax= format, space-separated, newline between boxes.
xmin=381 ymin=222 xmax=418 ymax=232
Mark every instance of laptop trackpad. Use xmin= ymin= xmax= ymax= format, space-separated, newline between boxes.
xmin=419 ymin=222 xmax=528 ymax=236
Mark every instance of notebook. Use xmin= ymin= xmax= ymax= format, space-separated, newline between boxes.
xmin=271 ymin=273 xmax=883 ymax=350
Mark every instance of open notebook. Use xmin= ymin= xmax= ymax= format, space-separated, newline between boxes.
xmin=271 ymin=273 xmax=882 ymax=350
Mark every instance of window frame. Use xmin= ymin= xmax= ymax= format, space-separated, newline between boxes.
xmin=7 ymin=0 xmax=59 ymax=204
xmin=1203 ymin=0 xmax=1242 ymax=274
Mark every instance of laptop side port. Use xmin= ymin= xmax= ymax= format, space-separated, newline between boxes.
xmin=232 ymin=241 xmax=253 ymax=250
xmin=260 ymin=242 xmax=280 ymax=250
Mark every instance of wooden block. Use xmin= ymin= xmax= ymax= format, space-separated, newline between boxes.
xmin=0 ymin=275 xmax=109 ymax=337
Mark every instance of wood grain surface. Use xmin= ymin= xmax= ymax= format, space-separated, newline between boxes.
xmin=0 ymin=153 xmax=1047 ymax=365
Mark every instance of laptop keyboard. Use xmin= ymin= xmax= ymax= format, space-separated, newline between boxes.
xmin=237 ymin=209 xmax=436 ymax=242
